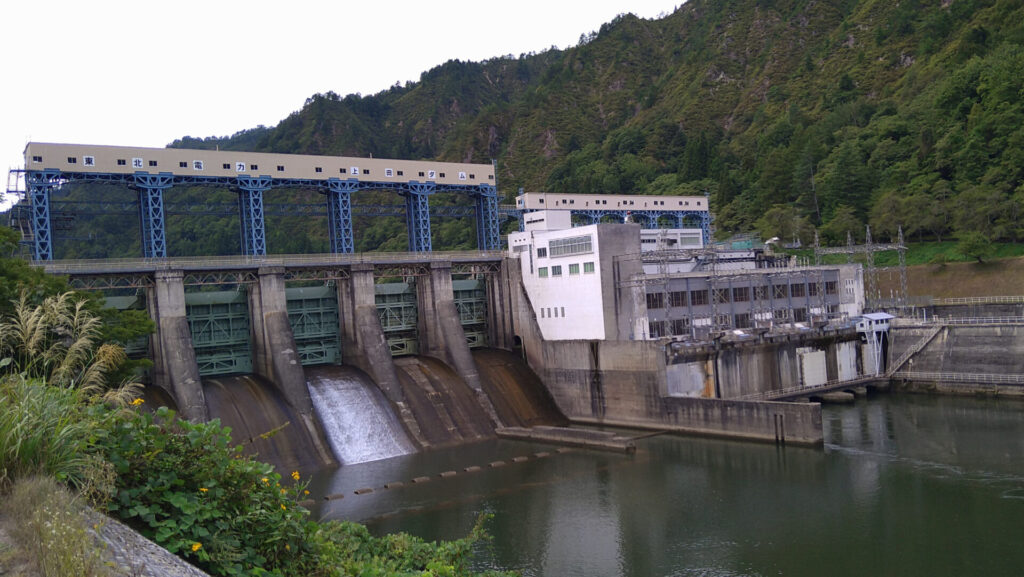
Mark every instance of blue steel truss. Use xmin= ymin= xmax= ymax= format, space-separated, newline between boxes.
xmin=237 ymin=176 xmax=270 ymax=256
xmin=325 ymin=178 xmax=357 ymax=254
xmin=132 ymin=173 xmax=172 ymax=258
xmin=536 ymin=208 xmax=711 ymax=244
xmin=25 ymin=169 xmax=503 ymax=259
xmin=472 ymin=184 xmax=500 ymax=250
xmin=26 ymin=170 xmax=60 ymax=261
xmin=402 ymin=181 xmax=435 ymax=252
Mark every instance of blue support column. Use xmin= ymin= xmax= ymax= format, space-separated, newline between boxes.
xmin=133 ymin=173 xmax=172 ymax=258
xmin=402 ymin=181 xmax=434 ymax=252
xmin=325 ymin=178 xmax=357 ymax=253
xmin=26 ymin=170 xmax=60 ymax=261
xmin=237 ymin=176 xmax=270 ymax=256
xmin=700 ymin=212 xmax=712 ymax=245
xmin=643 ymin=212 xmax=662 ymax=229
xmin=473 ymin=184 xmax=500 ymax=250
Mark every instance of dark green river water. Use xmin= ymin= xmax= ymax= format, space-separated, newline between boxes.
xmin=311 ymin=394 xmax=1024 ymax=576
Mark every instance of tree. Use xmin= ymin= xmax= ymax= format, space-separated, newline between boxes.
xmin=956 ymin=231 xmax=994 ymax=264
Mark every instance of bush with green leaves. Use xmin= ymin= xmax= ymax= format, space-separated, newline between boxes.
xmin=92 ymin=406 xmax=514 ymax=577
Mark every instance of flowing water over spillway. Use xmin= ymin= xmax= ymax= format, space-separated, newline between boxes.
xmin=305 ymin=365 xmax=415 ymax=465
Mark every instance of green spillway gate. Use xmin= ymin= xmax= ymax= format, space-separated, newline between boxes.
xmin=453 ymin=279 xmax=487 ymax=349
xmin=376 ymin=282 xmax=418 ymax=356
xmin=285 ymin=285 xmax=340 ymax=366
xmin=185 ymin=290 xmax=253 ymax=376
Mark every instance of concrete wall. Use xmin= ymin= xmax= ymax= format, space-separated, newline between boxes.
xmin=506 ymin=261 xmax=823 ymax=445
xmin=890 ymin=324 xmax=1024 ymax=375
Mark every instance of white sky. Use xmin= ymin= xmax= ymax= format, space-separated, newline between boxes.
xmin=0 ymin=0 xmax=680 ymax=209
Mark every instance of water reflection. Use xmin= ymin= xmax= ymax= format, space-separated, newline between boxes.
xmin=311 ymin=395 xmax=1024 ymax=577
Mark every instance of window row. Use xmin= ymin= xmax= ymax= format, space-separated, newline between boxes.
xmin=36 ymin=156 xmax=490 ymax=181
xmin=645 ymin=282 xmax=838 ymax=309
xmin=548 ymin=234 xmax=593 ymax=257
xmin=540 ymin=306 xmax=566 ymax=319
xmin=648 ymin=307 xmax=821 ymax=336
xmin=537 ymin=261 xmax=595 ymax=278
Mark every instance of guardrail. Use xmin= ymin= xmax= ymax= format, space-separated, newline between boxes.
xmin=37 ymin=250 xmax=507 ymax=274
xmin=738 ymin=374 xmax=884 ymax=401
xmin=892 ymin=316 xmax=1024 ymax=327
xmin=932 ymin=296 xmax=1024 ymax=306
xmin=890 ymin=371 xmax=1024 ymax=385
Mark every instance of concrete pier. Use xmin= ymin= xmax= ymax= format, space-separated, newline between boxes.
xmin=249 ymin=267 xmax=335 ymax=466
xmin=148 ymin=270 xmax=207 ymax=422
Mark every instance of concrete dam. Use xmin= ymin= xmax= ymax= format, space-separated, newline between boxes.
xmin=47 ymin=246 xmax=872 ymax=472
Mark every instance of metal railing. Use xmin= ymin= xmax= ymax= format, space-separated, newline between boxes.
xmin=886 ymin=323 xmax=946 ymax=376
xmin=37 ymin=250 xmax=506 ymax=275
xmin=890 ymin=371 xmax=1024 ymax=385
xmin=931 ymin=296 xmax=1024 ymax=306
xmin=892 ymin=316 xmax=1024 ymax=327
xmin=738 ymin=374 xmax=884 ymax=401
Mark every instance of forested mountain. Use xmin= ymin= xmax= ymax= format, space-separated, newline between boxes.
xmin=33 ymin=0 xmax=1024 ymax=256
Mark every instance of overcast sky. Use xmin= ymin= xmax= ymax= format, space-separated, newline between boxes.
xmin=1 ymin=0 xmax=680 ymax=209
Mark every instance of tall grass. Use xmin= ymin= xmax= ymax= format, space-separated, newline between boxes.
xmin=0 ymin=376 xmax=94 ymax=490
xmin=5 ymin=476 xmax=112 ymax=577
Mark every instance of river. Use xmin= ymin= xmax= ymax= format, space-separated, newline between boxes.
xmin=310 ymin=394 xmax=1024 ymax=576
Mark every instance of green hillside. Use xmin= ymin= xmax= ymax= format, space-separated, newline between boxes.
xmin=32 ymin=0 xmax=1024 ymax=257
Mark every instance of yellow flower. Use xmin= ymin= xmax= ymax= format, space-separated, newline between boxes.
xmin=199 ymin=487 xmax=208 ymax=493
xmin=280 ymin=504 xmax=286 ymax=510
xmin=280 ymin=488 xmax=286 ymax=494
xmin=291 ymin=471 xmax=300 ymax=481
xmin=261 ymin=477 xmax=269 ymax=484
xmin=191 ymin=542 xmax=202 ymax=552
xmin=303 ymin=490 xmax=309 ymax=495
xmin=285 ymin=544 xmax=291 ymax=551
xmin=131 ymin=398 xmax=145 ymax=406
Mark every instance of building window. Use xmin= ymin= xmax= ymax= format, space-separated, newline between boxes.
xmin=397 ymin=170 xmax=404 ymax=176
xmin=439 ymin=172 xmax=446 ymax=178
xmin=808 ymin=283 xmax=819 ymax=296
xmin=569 ymin=263 xmax=580 ymax=275
xmin=734 ymin=313 xmax=751 ymax=328
xmin=117 ymin=159 xmax=126 ymax=166
xmin=316 ymin=167 xmax=323 ymax=173
xmin=754 ymin=286 xmax=769 ymax=301
xmin=537 ymin=247 xmax=547 ymax=258
xmin=690 ymin=289 xmax=709 ymax=306
xmin=551 ymin=265 xmax=562 ymax=276
xmin=791 ymin=283 xmax=806 ymax=297
xmin=222 ymin=163 xmax=231 ymax=170
xmin=469 ymin=173 xmax=475 ymax=179
xmin=733 ymin=287 xmax=750 ymax=302
xmin=649 ymin=320 xmax=667 ymax=338
xmin=179 ymin=161 xmax=188 ymax=168
xmin=541 ymin=308 xmax=546 ymax=318
xmin=418 ymin=171 xmax=425 ymax=177
xmin=489 ymin=174 xmax=495 ymax=179
xmin=83 ymin=156 xmax=95 ymax=166
xmin=250 ymin=164 xmax=258 ymax=170
xmin=794 ymin=308 xmax=808 ymax=322
xmin=844 ymin=278 xmax=856 ymax=296
xmin=549 ymin=234 xmax=593 ymax=257
xmin=669 ymin=291 xmax=687 ymax=307
xmin=773 ymin=284 xmax=789 ymax=299
xmin=538 ymin=267 xmax=548 ymax=278
xmin=340 ymin=168 xmax=348 ymax=174
xmin=583 ymin=262 xmax=595 ymax=273
xmin=277 ymin=165 xmax=285 ymax=172
xmin=646 ymin=293 xmax=665 ymax=310
xmin=363 ymin=169 xmax=370 ymax=174
xmin=561 ymin=307 xmax=565 ymax=317
xmin=32 ymin=155 xmax=42 ymax=162
xmin=670 ymin=318 xmax=691 ymax=335
xmin=67 ymin=157 xmax=77 ymax=164
xmin=825 ymin=281 xmax=838 ymax=295
xmin=148 ymin=160 xmax=158 ymax=167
